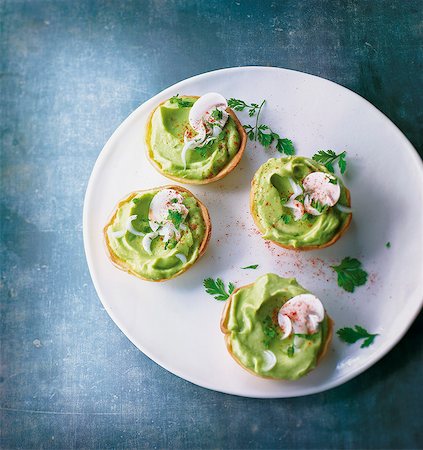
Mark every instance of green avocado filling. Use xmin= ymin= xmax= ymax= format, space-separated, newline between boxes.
xmin=251 ymin=156 xmax=351 ymax=248
xmin=226 ymin=273 xmax=330 ymax=380
xmin=148 ymin=96 xmax=242 ymax=180
xmin=106 ymin=189 xmax=206 ymax=281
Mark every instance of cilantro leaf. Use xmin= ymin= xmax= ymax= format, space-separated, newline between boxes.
xmin=169 ymin=94 xmax=194 ymax=108
xmin=338 ymin=152 xmax=347 ymax=174
xmin=262 ymin=319 xmax=279 ymax=348
xmin=337 ymin=325 xmax=378 ymax=348
xmin=211 ymin=108 xmax=223 ymax=121
xmin=228 ymin=98 xmax=296 ymax=155
xmin=257 ymin=129 xmax=274 ymax=147
xmin=203 ymin=278 xmax=235 ymax=301
xmin=331 ymin=257 xmax=368 ymax=292
xmin=276 ymin=138 xmax=295 ymax=155
xmin=386 ymin=242 xmax=391 ymax=248
xmin=167 ymin=210 xmax=183 ymax=229
xmin=312 ymin=150 xmax=347 ymax=174
xmin=227 ymin=98 xmax=250 ymax=111
xmin=241 ymin=264 xmax=259 ymax=270
xmin=281 ymin=214 xmax=291 ymax=224
xmin=287 ymin=345 xmax=295 ymax=357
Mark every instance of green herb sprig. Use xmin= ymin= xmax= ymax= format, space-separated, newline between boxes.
xmin=312 ymin=150 xmax=347 ymax=174
xmin=203 ymin=278 xmax=235 ymax=301
xmin=331 ymin=257 xmax=368 ymax=292
xmin=241 ymin=264 xmax=259 ymax=270
xmin=281 ymin=214 xmax=291 ymax=224
xmin=227 ymin=97 xmax=295 ymax=155
xmin=211 ymin=108 xmax=223 ymax=120
xmin=167 ymin=210 xmax=183 ymax=229
xmin=337 ymin=325 xmax=378 ymax=348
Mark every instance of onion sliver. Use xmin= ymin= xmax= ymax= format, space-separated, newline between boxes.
xmin=142 ymin=232 xmax=158 ymax=255
xmin=175 ymin=253 xmax=187 ymax=264
xmin=111 ymin=229 xmax=125 ymax=238
xmin=288 ymin=177 xmax=303 ymax=200
xmin=262 ymin=350 xmax=277 ymax=371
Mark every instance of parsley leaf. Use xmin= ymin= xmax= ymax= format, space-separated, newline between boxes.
xmin=167 ymin=210 xmax=183 ymax=229
xmin=263 ymin=326 xmax=277 ymax=347
xmin=337 ymin=325 xmax=378 ymax=348
xmin=227 ymin=98 xmax=260 ymax=116
xmin=203 ymin=278 xmax=235 ymax=301
xmin=276 ymin=138 xmax=295 ymax=155
xmin=312 ymin=150 xmax=347 ymax=174
xmin=331 ymin=257 xmax=368 ymax=292
xmin=169 ymin=94 xmax=194 ymax=108
xmin=287 ymin=345 xmax=295 ymax=357
xmin=229 ymin=97 xmax=295 ymax=155
xmin=281 ymin=214 xmax=291 ymax=224
xmin=386 ymin=242 xmax=391 ymax=248
xmin=241 ymin=264 xmax=259 ymax=270
xmin=211 ymin=108 xmax=223 ymax=120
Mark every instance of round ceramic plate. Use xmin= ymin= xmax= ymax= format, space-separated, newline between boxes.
xmin=83 ymin=67 xmax=423 ymax=398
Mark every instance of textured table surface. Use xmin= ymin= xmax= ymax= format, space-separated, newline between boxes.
xmin=1 ymin=1 xmax=422 ymax=448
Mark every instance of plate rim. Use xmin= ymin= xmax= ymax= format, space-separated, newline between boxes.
xmin=83 ymin=65 xmax=423 ymax=398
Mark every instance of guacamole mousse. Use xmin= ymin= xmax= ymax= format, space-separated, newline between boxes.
xmin=146 ymin=93 xmax=246 ymax=183
xmin=250 ymin=156 xmax=352 ymax=249
xmin=104 ymin=186 xmax=210 ymax=281
xmin=221 ymin=273 xmax=332 ymax=380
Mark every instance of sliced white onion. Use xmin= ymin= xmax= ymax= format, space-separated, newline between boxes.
xmin=212 ymin=125 xmax=222 ymax=137
xmin=126 ymin=215 xmax=145 ymax=236
xmin=181 ymin=93 xmax=228 ymax=165
xmin=148 ymin=189 xmax=188 ymax=240
xmin=175 ymin=253 xmax=187 ymax=264
xmin=336 ymin=204 xmax=353 ymax=214
xmin=285 ymin=199 xmax=304 ymax=221
xmin=304 ymin=194 xmax=323 ymax=216
xmin=277 ymin=313 xmax=292 ymax=340
xmin=279 ymin=294 xmax=325 ymax=334
xmin=288 ymin=177 xmax=303 ymax=200
xmin=262 ymin=350 xmax=277 ymax=372
xmin=111 ymin=229 xmax=125 ymax=238
xmin=189 ymin=92 xmax=227 ymax=129
xmin=303 ymin=172 xmax=340 ymax=207
xmin=142 ymin=232 xmax=158 ymax=255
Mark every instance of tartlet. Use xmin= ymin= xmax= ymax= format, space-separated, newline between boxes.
xmin=221 ymin=273 xmax=333 ymax=380
xmin=250 ymin=156 xmax=352 ymax=250
xmin=145 ymin=93 xmax=247 ymax=184
xmin=104 ymin=185 xmax=211 ymax=282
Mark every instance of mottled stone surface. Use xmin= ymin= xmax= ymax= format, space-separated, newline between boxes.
xmin=1 ymin=1 xmax=422 ymax=448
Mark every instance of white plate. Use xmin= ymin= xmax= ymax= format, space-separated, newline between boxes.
xmin=83 ymin=67 xmax=423 ymax=398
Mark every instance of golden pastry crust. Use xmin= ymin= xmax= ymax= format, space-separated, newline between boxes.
xmin=250 ymin=176 xmax=352 ymax=251
xmin=104 ymin=185 xmax=211 ymax=282
xmin=145 ymin=95 xmax=247 ymax=185
xmin=220 ymin=283 xmax=334 ymax=380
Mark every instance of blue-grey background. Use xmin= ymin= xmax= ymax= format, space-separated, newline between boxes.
xmin=1 ymin=1 xmax=422 ymax=448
